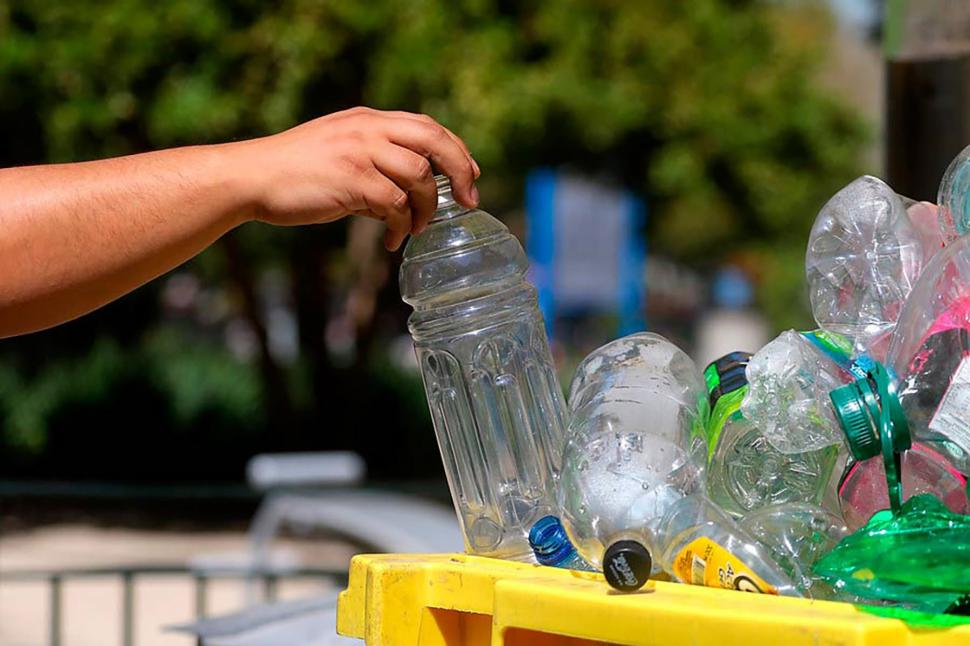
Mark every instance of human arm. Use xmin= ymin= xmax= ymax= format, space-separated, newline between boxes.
xmin=0 ymin=107 xmax=479 ymax=338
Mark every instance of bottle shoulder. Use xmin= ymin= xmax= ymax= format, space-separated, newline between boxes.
xmin=400 ymin=209 xmax=530 ymax=309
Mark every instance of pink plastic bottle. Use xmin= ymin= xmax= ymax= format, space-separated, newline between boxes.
xmin=838 ymin=442 xmax=969 ymax=531
xmin=883 ymin=234 xmax=970 ymax=474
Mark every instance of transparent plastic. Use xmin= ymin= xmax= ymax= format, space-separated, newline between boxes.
xmin=905 ymin=199 xmax=946 ymax=264
xmin=528 ymin=516 xmax=597 ymax=571
xmin=707 ymin=410 xmax=839 ymax=517
xmin=742 ymin=503 xmax=847 ymax=597
xmin=559 ymin=429 xmax=701 ymax=572
xmin=805 ymin=176 xmax=938 ymax=357
xmin=567 ymin=332 xmax=709 ymax=461
xmin=400 ymin=176 xmax=568 ymax=560
xmin=885 ymin=234 xmax=970 ymax=473
xmin=704 ymin=353 xmax=840 ymax=517
xmin=938 ymin=144 xmax=970 ymax=243
xmin=839 ymin=443 xmax=970 ymax=532
xmin=558 ymin=334 xmax=709 ymax=570
xmin=580 ymin=495 xmax=801 ymax=595
xmin=656 ymin=495 xmax=801 ymax=596
xmin=741 ymin=330 xmax=855 ymax=454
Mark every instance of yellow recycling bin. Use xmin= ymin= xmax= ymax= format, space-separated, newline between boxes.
xmin=336 ymin=553 xmax=970 ymax=645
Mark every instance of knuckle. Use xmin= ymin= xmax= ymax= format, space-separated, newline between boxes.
xmin=337 ymin=154 xmax=363 ymax=173
xmin=411 ymin=157 xmax=434 ymax=182
xmin=346 ymin=128 xmax=367 ymax=143
xmin=418 ymin=121 xmax=445 ymax=140
xmin=389 ymin=189 xmax=410 ymax=212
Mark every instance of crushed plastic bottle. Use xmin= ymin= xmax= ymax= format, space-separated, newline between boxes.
xmin=741 ymin=330 xmax=857 ymax=455
xmin=824 ymin=364 xmax=970 ymax=612
xmin=400 ymin=175 xmax=568 ymax=560
xmin=814 ymin=494 xmax=970 ymax=613
xmin=805 ymin=176 xmax=944 ymax=359
xmin=838 ymin=442 xmax=969 ymax=531
xmin=559 ymin=335 xmax=802 ymax=594
xmin=704 ymin=352 xmax=840 ymax=517
xmin=528 ymin=515 xmax=597 ymax=571
xmin=938 ymin=144 xmax=970 ymax=243
xmin=879 ymin=233 xmax=970 ymax=473
xmin=905 ymin=198 xmax=946 ymax=263
xmin=741 ymin=503 xmax=847 ymax=598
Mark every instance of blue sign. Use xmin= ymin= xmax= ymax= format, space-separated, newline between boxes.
xmin=525 ymin=169 xmax=647 ymax=339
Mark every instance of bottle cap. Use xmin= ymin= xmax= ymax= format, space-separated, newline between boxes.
xmin=603 ymin=540 xmax=652 ymax=591
xmin=830 ymin=378 xmax=882 ymax=460
xmin=830 ymin=363 xmax=911 ymax=460
xmin=705 ymin=352 xmax=752 ymax=409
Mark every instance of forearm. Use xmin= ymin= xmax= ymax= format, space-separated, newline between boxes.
xmin=0 ymin=143 xmax=256 ymax=337
xmin=0 ymin=108 xmax=480 ymax=338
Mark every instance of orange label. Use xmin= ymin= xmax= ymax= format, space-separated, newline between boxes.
xmin=672 ymin=537 xmax=778 ymax=594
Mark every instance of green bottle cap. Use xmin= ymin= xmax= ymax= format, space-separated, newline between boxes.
xmin=830 ymin=363 xmax=911 ymax=460
xmin=830 ymin=361 xmax=913 ymax=514
xmin=830 ymin=378 xmax=882 ymax=460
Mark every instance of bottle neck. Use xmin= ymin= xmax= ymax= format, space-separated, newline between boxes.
xmin=433 ymin=175 xmax=468 ymax=221
xmin=529 ymin=516 xmax=578 ymax=566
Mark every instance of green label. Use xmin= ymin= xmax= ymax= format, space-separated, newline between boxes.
xmin=703 ymin=363 xmax=720 ymax=392
xmin=705 ymin=386 xmax=747 ymax=461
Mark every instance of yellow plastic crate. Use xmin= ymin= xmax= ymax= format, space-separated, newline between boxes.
xmin=336 ymin=553 xmax=970 ymax=645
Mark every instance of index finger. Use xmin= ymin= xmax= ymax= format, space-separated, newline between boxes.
xmin=384 ymin=111 xmax=480 ymax=178
xmin=379 ymin=119 xmax=479 ymax=209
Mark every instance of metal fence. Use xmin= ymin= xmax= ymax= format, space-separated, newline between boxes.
xmin=2 ymin=564 xmax=346 ymax=646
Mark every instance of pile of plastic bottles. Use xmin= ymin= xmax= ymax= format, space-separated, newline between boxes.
xmin=399 ymin=154 xmax=970 ymax=611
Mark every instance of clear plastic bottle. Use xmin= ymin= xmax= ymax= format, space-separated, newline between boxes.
xmin=654 ymin=495 xmax=800 ymax=596
xmin=741 ymin=330 xmax=857 ymax=455
xmin=938 ymin=144 xmax=970 ymax=243
xmin=558 ymin=334 xmax=709 ymax=589
xmin=559 ymin=425 xmax=702 ymax=583
xmin=400 ymin=176 xmax=568 ymax=560
xmin=741 ymin=503 xmax=847 ymax=598
xmin=528 ymin=516 xmax=597 ymax=571
xmin=567 ymin=332 xmax=710 ymax=462
xmin=881 ymin=233 xmax=970 ymax=474
xmin=704 ymin=352 xmax=839 ymax=517
xmin=558 ymin=334 xmax=805 ymax=593
xmin=805 ymin=176 xmax=941 ymax=358
xmin=558 ymin=338 xmax=802 ymax=595
xmin=837 ymin=443 xmax=969 ymax=531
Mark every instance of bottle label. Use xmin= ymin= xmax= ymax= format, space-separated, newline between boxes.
xmin=929 ymin=354 xmax=970 ymax=457
xmin=703 ymin=352 xmax=752 ymax=460
xmin=703 ymin=363 xmax=720 ymax=393
xmin=799 ymin=329 xmax=868 ymax=379
xmin=706 ymin=386 xmax=747 ymax=461
xmin=671 ymin=537 xmax=779 ymax=595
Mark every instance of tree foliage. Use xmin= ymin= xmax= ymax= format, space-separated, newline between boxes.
xmin=0 ymin=0 xmax=867 ymax=479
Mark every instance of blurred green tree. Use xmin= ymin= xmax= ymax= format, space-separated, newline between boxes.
xmin=0 ymin=0 xmax=866 ymax=479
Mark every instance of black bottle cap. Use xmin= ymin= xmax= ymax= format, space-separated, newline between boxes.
xmin=603 ymin=540 xmax=652 ymax=591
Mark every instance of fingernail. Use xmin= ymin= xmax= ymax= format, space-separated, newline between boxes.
xmin=472 ymin=158 xmax=481 ymax=178
xmin=470 ymin=185 xmax=480 ymax=205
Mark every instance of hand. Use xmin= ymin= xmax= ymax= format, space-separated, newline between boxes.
xmin=235 ymin=107 xmax=481 ymax=250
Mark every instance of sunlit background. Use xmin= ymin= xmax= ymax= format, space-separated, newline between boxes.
xmin=0 ymin=0 xmax=952 ymax=643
